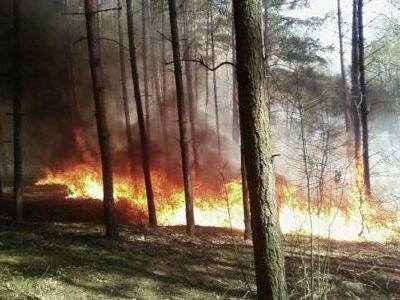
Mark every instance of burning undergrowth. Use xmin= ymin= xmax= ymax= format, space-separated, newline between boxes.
xmin=35 ymin=150 xmax=400 ymax=244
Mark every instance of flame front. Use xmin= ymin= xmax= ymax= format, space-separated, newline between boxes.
xmin=36 ymin=164 xmax=400 ymax=243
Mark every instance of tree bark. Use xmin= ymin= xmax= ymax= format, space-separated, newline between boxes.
xmin=117 ymin=0 xmax=136 ymax=182
xmin=84 ymin=0 xmax=117 ymax=239
xmin=142 ymin=0 xmax=151 ymax=137
xmin=233 ymin=0 xmax=287 ymax=298
xmin=205 ymin=1 xmax=210 ymax=125
xmin=262 ymin=0 xmax=273 ymax=113
xmin=232 ymin=19 xmax=249 ymax=239
xmin=193 ymin=11 xmax=199 ymax=115
xmin=337 ymin=0 xmax=353 ymax=162
xmin=337 ymin=0 xmax=351 ymax=133
xmin=126 ymin=0 xmax=158 ymax=227
xmin=183 ymin=0 xmax=199 ymax=174
xmin=148 ymin=1 xmax=169 ymax=172
xmin=357 ymin=0 xmax=371 ymax=197
xmin=13 ymin=0 xmax=23 ymax=223
xmin=210 ymin=3 xmax=221 ymax=157
xmin=160 ymin=0 xmax=171 ymax=171
xmin=231 ymin=21 xmax=240 ymax=144
xmin=351 ymin=0 xmax=362 ymax=166
xmin=64 ymin=0 xmax=79 ymax=119
xmin=168 ymin=0 xmax=195 ymax=235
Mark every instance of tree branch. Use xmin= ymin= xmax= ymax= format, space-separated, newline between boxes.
xmin=62 ymin=7 xmax=121 ymax=16
xmin=73 ymin=36 xmax=129 ymax=50
xmin=166 ymin=57 xmax=236 ymax=71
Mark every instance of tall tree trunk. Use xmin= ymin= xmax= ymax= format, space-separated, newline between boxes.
xmin=126 ymin=0 xmax=157 ymax=227
xmin=231 ymin=20 xmax=240 ymax=144
xmin=233 ymin=0 xmax=287 ymax=298
xmin=183 ymin=0 xmax=199 ymax=174
xmin=231 ymin=19 xmax=249 ymax=239
xmin=64 ymin=0 xmax=79 ymax=120
xmin=160 ymin=0 xmax=170 ymax=171
xmin=13 ymin=0 xmax=23 ymax=223
xmin=142 ymin=0 xmax=151 ymax=137
xmin=351 ymin=0 xmax=362 ymax=167
xmin=205 ymin=1 xmax=210 ymax=125
xmin=168 ymin=0 xmax=195 ymax=235
xmin=210 ymin=3 xmax=221 ymax=157
xmin=193 ymin=11 xmax=199 ymax=115
xmin=357 ymin=0 xmax=371 ymax=197
xmin=84 ymin=0 xmax=117 ymax=239
xmin=337 ymin=0 xmax=352 ymax=154
xmin=148 ymin=0 xmax=169 ymax=172
xmin=117 ymin=0 xmax=136 ymax=182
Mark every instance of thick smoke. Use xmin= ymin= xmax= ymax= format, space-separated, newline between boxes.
xmin=0 ymin=0 xmax=241 ymax=186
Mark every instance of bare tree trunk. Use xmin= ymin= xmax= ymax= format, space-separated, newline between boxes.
xmin=84 ymin=0 xmax=117 ymax=239
xmin=231 ymin=21 xmax=240 ymax=144
xmin=142 ymin=0 xmax=151 ymax=137
xmin=117 ymin=0 xmax=136 ymax=182
xmin=168 ymin=0 xmax=195 ymax=235
xmin=232 ymin=18 xmax=249 ymax=239
xmin=193 ymin=11 xmax=199 ymax=115
xmin=337 ymin=0 xmax=352 ymax=153
xmin=160 ymin=0 xmax=170 ymax=171
xmin=148 ymin=0 xmax=169 ymax=172
xmin=233 ymin=0 xmax=287 ymax=298
xmin=351 ymin=0 xmax=361 ymax=166
xmin=357 ymin=0 xmax=371 ymax=197
xmin=183 ymin=0 xmax=199 ymax=174
xmin=64 ymin=0 xmax=79 ymax=119
xmin=262 ymin=0 xmax=273 ymax=114
xmin=337 ymin=0 xmax=351 ymax=130
xmin=13 ymin=0 xmax=23 ymax=223
xmin=210 ymin=3 xmax=221 ymax=157
xmin=126 ymin=0 xmax=157 ymax=227
xmin=205 ymin=1 xmax=210 ymax=125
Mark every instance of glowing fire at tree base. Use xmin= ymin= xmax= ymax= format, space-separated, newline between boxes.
xmin=36 ymin=164 xmax=400 ymax=243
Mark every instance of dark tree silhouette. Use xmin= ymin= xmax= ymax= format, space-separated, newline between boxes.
xmin=168 ymin=0 xmax=195 ymax=235
xmin=13 ymin=0 xmax=23 ymax=223
xmin=358 ymin=0 xmax=371 ymax=196
xmin=84 ymin=0 xmax=117 ymax=239
xmin=126 ymin=0 xmax=157 ymax=227
xmin=117 ymin=0 xmax=136 ymax=183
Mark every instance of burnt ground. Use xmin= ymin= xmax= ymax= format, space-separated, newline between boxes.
xmin=0 ymin=187 xmax=399 ymax=299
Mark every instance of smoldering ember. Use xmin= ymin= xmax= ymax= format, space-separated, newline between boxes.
xmin=0 ymin=0 xmax=399 ymax=299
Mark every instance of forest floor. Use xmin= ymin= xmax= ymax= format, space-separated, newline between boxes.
xmin=0 ymin=189 xmax=400 ymax=299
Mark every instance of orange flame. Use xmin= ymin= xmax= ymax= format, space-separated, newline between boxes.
xmin=35 ymin=129 xmax=399 ymax=242
xmin=36 ymin=163 xmax=400 ymax=243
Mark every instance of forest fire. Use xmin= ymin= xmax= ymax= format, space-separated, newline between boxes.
xmin=36 ymin=163 xmax=400 ymax=243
